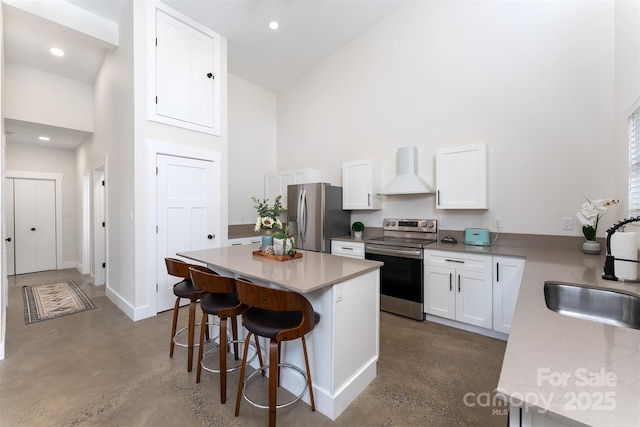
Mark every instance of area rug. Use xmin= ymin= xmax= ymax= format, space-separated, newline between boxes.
xmin=22 ymin=281 xmax=96 ymax=324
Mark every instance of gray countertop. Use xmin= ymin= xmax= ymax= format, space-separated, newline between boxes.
xmin=177 ymin=244 xmax=382 ymax=293
xmin=334 ymin=232 xmax=640 ymax=425
xmin=496 ymin=246 xmax=640 ymax=426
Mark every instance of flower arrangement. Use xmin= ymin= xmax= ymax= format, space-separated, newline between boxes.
xmin=576 ymin=197 xmax=619 ymax=241
xmin=252 ymin=195 xmax=283 ymax=232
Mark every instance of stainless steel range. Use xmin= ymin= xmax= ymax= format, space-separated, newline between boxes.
xmin=365 ymin=218 xmax=437 ymax=321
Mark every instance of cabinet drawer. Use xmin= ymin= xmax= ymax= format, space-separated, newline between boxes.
xmin=424 ymin=249 xmax=491 ymax=273
xmin=331 ymin=241 xmax=365 ymax=259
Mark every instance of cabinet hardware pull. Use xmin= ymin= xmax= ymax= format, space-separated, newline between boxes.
xmin=343 ymin=247 xmax=353 ymax=250
xmin=496 ymin=262 xmax=499 ymax=282
xmin=445 ymin=259 xmax=464 ymax=264
xmin=458 ymin=274 xmax=461 ymax=292
xmin=437 ymin=190 xmax=440 ymax=206
xmin=449 ymin=273 xmax=452 ymax=291
xmin=368 ymin=193 xmax=371 ymax=206
xmin=207 ymin=72 xmax=214 ymax=79
xmin=30 ymin=227 xmax=36 ymax=231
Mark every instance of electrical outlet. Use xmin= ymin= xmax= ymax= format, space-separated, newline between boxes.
xmin=562 ymin=217 xmax=573 ymax=231
xmin=494 ymin=217 xmax=502 ymax=229
xmin=440 ymin=217 xmax=447 ymax=227
xmin=335 ymin=284 xmax=343 ymax=303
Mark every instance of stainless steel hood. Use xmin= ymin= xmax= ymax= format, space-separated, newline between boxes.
xmin=378 ymin=146 xmax=434 ymax=195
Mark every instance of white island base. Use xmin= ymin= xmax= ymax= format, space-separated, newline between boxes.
xmin=178 ymin=245 xmax=382 ymax=421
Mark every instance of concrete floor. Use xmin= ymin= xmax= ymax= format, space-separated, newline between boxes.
xmin=0 ymin=269 xmax=508 ymax=426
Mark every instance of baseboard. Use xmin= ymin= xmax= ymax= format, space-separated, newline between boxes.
xmin=316 ymin=357 xmax=377 ymax=420
xmin=424 ymin=314 xmax=509 ymax=341
xmin=105 ymin=286 xmax=156 ymax=322
xmin=61 ymin=261 xmax=75 ymax=270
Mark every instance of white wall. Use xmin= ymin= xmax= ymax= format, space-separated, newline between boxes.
xmin=614 ymin=0 xmax=640 ymax=215
xmin=276 ymin=0 xmax=617 ymax=237
xmin=5 ymin=142 xmax=77 ymax=268
xmin=4 ymin=63 xmax=93 ymax=132
xmin=228 ymin=74 xmax=277 ymax=224
xmin=92 ymin=0 xmax=135 ymax=314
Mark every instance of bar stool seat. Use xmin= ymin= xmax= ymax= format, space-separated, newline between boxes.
xmin=234 ymin=279 xmax=319 ymax=427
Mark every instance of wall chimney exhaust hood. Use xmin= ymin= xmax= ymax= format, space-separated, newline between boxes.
xmin=378 ymin=146 xmax=434 ymax=195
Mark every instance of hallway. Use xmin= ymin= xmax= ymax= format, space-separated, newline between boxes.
xmin=0 ymin=269 xmax=507 ymax=426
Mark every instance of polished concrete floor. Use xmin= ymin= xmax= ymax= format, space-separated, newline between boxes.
xmin=0 ymin=269 xmax=508 ymax=426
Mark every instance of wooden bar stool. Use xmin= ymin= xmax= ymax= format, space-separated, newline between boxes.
xmin=234 ymin=279 xmax=319 ymax=427
xmin=165 ymin=258 xmax=215 ymax=372
xmin=189 ymin=268 xmax=264 ymax=403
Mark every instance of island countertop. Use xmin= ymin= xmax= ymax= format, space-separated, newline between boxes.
xmin=178 ymin=244 xmax=383 ymax=293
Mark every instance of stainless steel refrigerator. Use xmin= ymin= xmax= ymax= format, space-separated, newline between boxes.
xmin=287 ymin=183 xmax=351 ymax=253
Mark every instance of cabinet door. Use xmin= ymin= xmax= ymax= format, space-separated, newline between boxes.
xmin=155 ymin=9 xmax=218 ymax=133
xmin=342 ymin=160 xmax=380 ymax=210
xmin=456 ymin=270 xmax=492 ymax=328
xmin=493 ymin=256 xmax=525 ymax=334
xmin=424 ymin=266 xmax=456 ymax=319
xmin=436 ymin=143 xmax=487 ymax=209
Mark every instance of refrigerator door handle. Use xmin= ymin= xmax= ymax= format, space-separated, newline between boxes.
xmin=300 ymin=189 xmax=307 ymax=245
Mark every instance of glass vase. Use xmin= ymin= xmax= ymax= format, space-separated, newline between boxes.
xmin=261 ymin=230 xmax=274 ymax=251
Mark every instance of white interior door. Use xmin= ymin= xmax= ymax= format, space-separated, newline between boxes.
xmin=156 ymin=154 xmax=216 ymax=312
xmin=94 ymin=169 xmax=106 ymax=286
xmin=14 ymin=179 xmax=56 ymax=274
xmin=5 ymin=179 xmax=15 ymax=276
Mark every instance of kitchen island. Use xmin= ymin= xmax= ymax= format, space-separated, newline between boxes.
xmin=178 ymin=244 xmax=383 ymax=421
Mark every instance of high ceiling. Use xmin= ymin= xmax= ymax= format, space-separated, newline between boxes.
xmin=3 ymin=0 xmax=405 ymax=149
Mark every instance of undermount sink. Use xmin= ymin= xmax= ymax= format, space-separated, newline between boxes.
xmin=544 ymin=281 xmax=640 ymax=330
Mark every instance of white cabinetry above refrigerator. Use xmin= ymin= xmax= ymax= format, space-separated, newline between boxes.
xmin=264 ymin=168 xmax=320 ymax=210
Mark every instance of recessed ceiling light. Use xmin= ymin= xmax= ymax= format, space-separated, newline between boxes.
xmin=38 ymin=136 xmax=50 ymax=141
xmin=268 ymin=21 xmax=279 ymax=30
xmin=49 ymin=47 xmax=65 ymax=57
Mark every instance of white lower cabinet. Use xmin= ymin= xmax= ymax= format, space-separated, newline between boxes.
xmin=424 ymin=250 xmax=493 ymax=329
xmin=493 ymin=256 xmax=525 ymax=334
xmin=331 ymin=240 xmax=365 ymax=259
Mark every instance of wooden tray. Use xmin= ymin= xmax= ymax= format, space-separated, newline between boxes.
xmin=252 ymin=250 xmax=302 ymax=261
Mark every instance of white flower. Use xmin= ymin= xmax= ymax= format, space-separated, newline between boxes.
xmin=577 ymin=202 xmax=599 ymax=227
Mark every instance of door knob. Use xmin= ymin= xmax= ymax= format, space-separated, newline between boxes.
xmin=207 ymin=234 xmax=214 ymax=240
xmin=5 ymin=237 xmax=11 ymax=242
xmin=30 ymin=228 xmax=36 ymax=231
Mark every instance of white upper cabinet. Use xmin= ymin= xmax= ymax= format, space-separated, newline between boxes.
xmin=151 ymin=7 xmax=221 ymax=135
xmin=264 ymin=169 xmax=320 ymax=210
xmin=436 ymin=143 xmax=487 ymax=209
xmin=342 ymin=159 xmax=381 ymax=210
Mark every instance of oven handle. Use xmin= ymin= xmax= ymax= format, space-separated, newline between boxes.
xmin=365 ymin=245 xmax=423 ymax=259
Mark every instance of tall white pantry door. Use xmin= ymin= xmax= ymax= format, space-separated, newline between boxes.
xmin=156 ymin=154 xmax=217 ymax=312
xmin=10 ymin=178 xmax=57 ymax=274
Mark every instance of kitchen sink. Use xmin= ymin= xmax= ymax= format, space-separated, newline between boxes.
xmin=544 ymin=281 xmax=640 ymax=330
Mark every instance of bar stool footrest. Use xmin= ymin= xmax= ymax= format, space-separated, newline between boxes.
xmin=242 ymin=363 xmax=308 ymax=410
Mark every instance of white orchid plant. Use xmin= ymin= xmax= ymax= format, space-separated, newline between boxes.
xmin=252 ymin=195 xmax=283 ymax=232
xmin=576 ymin=197 xmax=619 ymax=241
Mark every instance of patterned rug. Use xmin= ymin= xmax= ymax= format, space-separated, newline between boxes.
xmin=22 ymin=281 xmax=96 ymax=324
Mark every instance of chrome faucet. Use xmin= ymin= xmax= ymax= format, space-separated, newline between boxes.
xmin=602 ymin=216 xmax=640 ymax=281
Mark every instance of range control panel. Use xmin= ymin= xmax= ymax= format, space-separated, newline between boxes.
xmin=382 ymin=218 xmax=437 ymax=233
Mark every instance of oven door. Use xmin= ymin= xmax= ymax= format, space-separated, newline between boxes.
xmin=365 ymin=244 xmax=423 ymax=303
